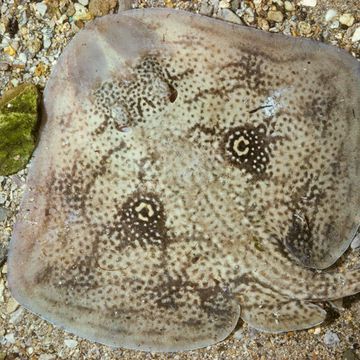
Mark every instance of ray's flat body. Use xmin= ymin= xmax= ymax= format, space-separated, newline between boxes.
xmin=8 ymin=9 xmax=360 ymax=352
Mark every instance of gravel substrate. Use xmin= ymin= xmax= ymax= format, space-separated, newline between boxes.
xmin=0 ymin=0 xmax=360 ymax=359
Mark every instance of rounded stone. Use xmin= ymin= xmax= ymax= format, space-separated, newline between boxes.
xmin=0 ymin=84 xmax=39 ymax=176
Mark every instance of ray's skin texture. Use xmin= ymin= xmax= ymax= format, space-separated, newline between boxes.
xmin=8 ymin=9 xmax=360 ymax=352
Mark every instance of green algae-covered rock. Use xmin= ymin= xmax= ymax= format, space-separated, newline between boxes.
xmin=0 ymin=83 xmax=39 ymax=175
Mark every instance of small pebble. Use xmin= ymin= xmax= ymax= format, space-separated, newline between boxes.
xmin=0 ymin=207 xmax=9 ymax=222
xmin=339 ymin=13 xmax=355 ymax=27
xmin=18 ymin=52 xmax=27 ymax=64
xmin=248 ymin=327 xmax=259 ymax=338
xmin=38 ymin=355 xmax=56 ymax=360
xmin=2 ymin=264 xmax=8 ymax=274
xmin=64 ymin=338 xmax=78 ymax=348
xmin=324 ymin=9 xmax=337 ymax=22
xmin=164 ymin=0 xmax=174 ymax=8
xmin=0 ymin=243 xmax=7 ymax=267
xmin=9 ymin=307 xmax=24 ymax=324
xmin=330 ymin=20 xmax=340 ymax=29
xmin=0 ymin=22 xmax=5 ymax=36
xmin=257 ymin=17 xmax=270 ymax=31
xmin=298 ymin=21 xmax=312 ymax=35
xmin=73 ymin=3 xmax=92 ymax=21
xmin=27 ymin=38 xmax=42 ymax=56
xmin=89 ymin=0 xmax=117 ymax=17
xmin=323 ymin=330 xmax=340 ymax=347
xmin=284 ymin=1 xmax=295 ymax=11
xmin=67 ymin=3 xmax=76 ymax=16
xmin=313 ymin=327 xmax=321 ymax=335
xmin=0 ymin=193 xmax=6 ymax=205
xmin=10 ymin=79 xmax=19 ymax=87
xmin=6 ymin=297 xmax=19 ymax=314
xmin=0 ymin=278 xmax=4 ymax=302
xmin=242 ymin=7 xmax=255 ymax=24
xmin=35 ymin=2 xmax=48 ymax=16
xmin=78 ymin=0 xmax=89 ymax=5
xmin=218 ymin=8 xmax=243 ymax=24
xmin=299 ymin=0 xmax=316 ymax=6
xmin=219 ymin=0 xmax=231 ymax=8
xmin=352 ymin=27 xmax=360 ymax=43
xmin=233 ymin=329 xmax=244 ymax=340
xmin=3 ymin=333 xmax=15 ymax=344
xmin=3 ymin=46 xmax=16 ymax=57
xmin=18 ymin=11 xmax=28 ymax=27
xmin=267 ymin=10 xmax=284 ymax=23
xmin=200 ymin=0 xmax=214 ymax=16
xmin=0 ymin=62 xmax=10 ymax=71
xmin=351 ymin=233 xmax=360 ymax=249
xmin=118 ymin=0 xmax=133 ymax=11
xmin=43 ymin=34 xmax=52 ymax=49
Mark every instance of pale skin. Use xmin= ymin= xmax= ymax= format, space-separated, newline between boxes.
xmin=8 ymin=9 xmax=360 ymax=352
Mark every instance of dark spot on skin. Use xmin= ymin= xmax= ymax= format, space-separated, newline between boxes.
xmin=153 ymin=275 xmax=184 ymax=311
xmin=222 ymin=123 xmax=274 ymax=177
xmin=285 ymin=211 xmax=313 ymax=265
xmin=197 ymin=284 xmax=234 ymax=322
xmin=111 ymin=191 xmax=170 ymax=250
xmin=34 ymin=265 xmax=54 ymax=285
xmin=248 ymin=105 xmax=273 ymax=114
xmin=168 ymin=84 xmax=178 ymax=103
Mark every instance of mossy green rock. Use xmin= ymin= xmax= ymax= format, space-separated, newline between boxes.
xmin=0 ymin=83 xmax=39 ymax=175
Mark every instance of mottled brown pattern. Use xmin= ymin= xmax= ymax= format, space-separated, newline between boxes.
xmin=8 ymin=9 xmax=360 ymax=353
xmin=222 ymin=123 xmax=281 ymax=179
